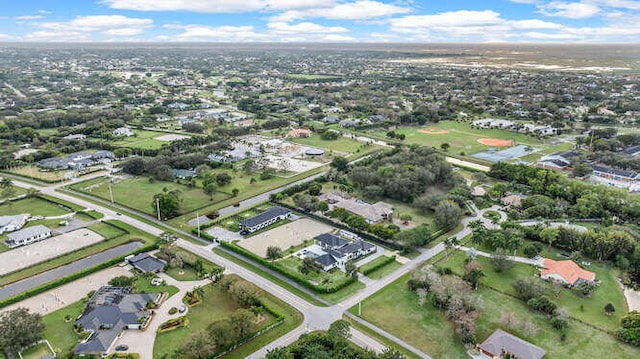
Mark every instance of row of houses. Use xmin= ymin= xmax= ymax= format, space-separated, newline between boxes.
xmin=471 ymin=118 xmax=558 ymax=136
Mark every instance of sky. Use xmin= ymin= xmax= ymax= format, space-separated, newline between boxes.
xmin=1 ymin=0 xmax=640 ymax=42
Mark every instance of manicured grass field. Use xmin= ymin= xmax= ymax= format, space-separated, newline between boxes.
xmin=153 ymin=275 xmax=303 ymax=358
xmin=0 ymin=221 xmax=154 ymax=287
xmin=0 ymin=186 xmax=26 ymax=200
xmin=70 ymin=176 xmax=215 ymax=216
xmin=290 ymin=134 xmax=371 ymax=154
xmin=164 ymin=248 xmax=223 ymax=282
xmin=360 ymin=256 xmax=402 ymax=280
xmin=87 ymin=222 xmax=127 ymax=239
xmin=276 ymin=257 xmax=355 ymax=290
xmin=108 ymin=129 xmax=186 ymax=150
xmin=351 ymin=272 xmax=640 ymax=359
xmin=0 ymin=196 xmax=72 ymax=217
xmin=42 ymin=300 xmax=85 ymax=354
xmin=385 ymin=121 xmax=545 ymax=155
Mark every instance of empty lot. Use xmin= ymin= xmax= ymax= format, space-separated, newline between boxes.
xmin=238 ymin=218 xmax=333 ymax=257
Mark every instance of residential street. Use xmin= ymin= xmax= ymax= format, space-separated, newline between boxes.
xmin=6 ymin=176 xmax=497 ymax=358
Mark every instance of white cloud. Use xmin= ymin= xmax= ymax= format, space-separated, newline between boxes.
xmin=539 ymin=1 xmax=601 ymax=19
xmin=104 ymin=28 xmax=145 ymax=36
xmin=267 ymin=21 xmax=349 ymax=34
xmin=390 ymin=10 xmax=502 ymax=32
xmin=524 ymin=31 xmax=579 ymax=39
xmin=509 ymin=19 xmax=563 ymax=29
xmin=37 ymin=10 xmax=52 ymax=14
xmin=320 ymin=34 xmax=357 ymax=41
xmin=16 ymin=15 xmax=44 ymax=20
xmin=594 ymin=0 xmax=640 ymax=10
xmin=102 ymin=0 xmax=334 ymax=13
xmin=36 ymin=15 xmax=153 ymax=34
xmin=23 ymin=30 xmax=89 ymax=41
xmin=169 ymin=24 xmax=266 ymax=41
xmin=271 ymin=1 xmax=410 ymax=22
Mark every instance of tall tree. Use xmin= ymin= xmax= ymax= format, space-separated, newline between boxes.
xmin=0 ymin=308 xmax=45 ymax=355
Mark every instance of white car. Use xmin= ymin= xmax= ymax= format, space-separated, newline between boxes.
xmin=151 ymin=278 xmax=163 ymax=286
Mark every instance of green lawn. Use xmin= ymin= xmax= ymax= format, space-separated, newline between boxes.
xmin=360 ymin=256 xmax=402 ymax=280
xmin=107 ymin=129 xmax=187 ymax=150
xmin=133 ymin=276 xmax=179 ymax=298
xmin=276 ymin=257 xmax=354 ymax=290
xmin=0 ymin=220 xmax=154 ymax=287
xmin=352 ymin=272 xmax=640 ymax=359
xmin=42 ymin=300 xmax=85 ymax=354
xmin=0 ymin=197 xmax=72 ymax=217
xmin=436 ymin=249 xmax=627 ymax=331
xmin=153 ymin=275 xmax=303 ymax=358
xmin=164 ymin=248 xmax=223 ymax=282
xmin=70 ymin=176 xmax=215 ymax=216
xmin=385 ymin=121 xmax=546 ymax=155
xmin=87 ymin=221 xmax=127 ymax=239
xmin=290 ymin=134 xmax=372 ymax=154
xmin=0 ymin=186 xmax=26 ymax=200
xmin=20 ymin=342 xmax=55 ymax=359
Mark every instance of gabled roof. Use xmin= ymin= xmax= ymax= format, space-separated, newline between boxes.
xmin=314 ymin=233 xmax=348 ymax=249
xmin=127 ymin=253 xmax=166 ymax=273
xmin=315 ymin=253 xmax=337 ymax=267
xmin=592 ymin=164 xmax=639 ymax=179
xmin=541 ymin=258 xmax=595 ymax=285
xmin=7 ymin=225 xmax=50 ymax=243
xmin=478 ymin=329 xmax=546 ymax=359
xmin=240 ymin=207 xmax=290 ymax=228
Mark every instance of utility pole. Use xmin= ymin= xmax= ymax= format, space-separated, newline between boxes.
xmin=196 ymin=211 xmax=201 ymax=238
xmin=108 ymin=182 xmax=114 ymax=203
xmin=156 ymin=197 xmax=161 ymax=221
xmin=358 ymin=301 xmax=361 ymax=316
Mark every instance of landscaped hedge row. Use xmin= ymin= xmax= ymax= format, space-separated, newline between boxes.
xmin=359 ymin=255 xmax=397 ymax=275
xmin=157 ymin=316 xmax=189 ymax=333
xmin=37 ymin=194 xmax=85 ymax=212
xmin=212 ymin=311 xmax=285 ymax=359
xmin=275 ymin=202 xmax=403 ymax=250
xmin=191 ymin=227 xmax=215 ymax=241
xmin=0 ymin=242 xmax=158 ymax=308
xmin=219 ymin=241 xmax=357 ymax=293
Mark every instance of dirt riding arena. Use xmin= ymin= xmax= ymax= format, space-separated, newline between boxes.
xmin=417 ymin=127 xmax=450 ymax=135
xmin=477 ymin=138 xmax=516 ymax=147
xmin=0 ymin=228 xmax=104 ymax=276
xmin=238 ymin=218 xmax=334 ymax=257
xmin=155 ymin=134 xmax=191 ymax=141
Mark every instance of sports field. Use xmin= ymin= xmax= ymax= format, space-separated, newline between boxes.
xmin=389 ymin=121 xmax=544 ymax=155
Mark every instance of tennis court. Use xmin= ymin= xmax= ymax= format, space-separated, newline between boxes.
xmin=471 ymin=145 xmax=540 ymax=162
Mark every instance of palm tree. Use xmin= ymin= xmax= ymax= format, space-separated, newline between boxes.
xmin=0 ymin=178 xmax=13 ymax=188
xmin=444 ymin=236 xmax=460 ymax=259
xmin=192 ymin=285 xmax=205 ymax=300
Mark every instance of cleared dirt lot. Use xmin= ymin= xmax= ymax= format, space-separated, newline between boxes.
xmin=238 ymin=218 xmax=333 ymax=257
xmin=0 ymin=228 xmax=104 ymax=276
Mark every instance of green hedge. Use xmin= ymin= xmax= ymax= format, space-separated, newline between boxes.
xmin=219 ymin=242 xmax=357 ymax=293
xmin=157 ymin=316 xmax=189 ymax=333
xmin=0 ymin=242 xmax=158 ymax=308
xmin=37 ymin=194 xmax=85 ymax=212
xmin=359 ymin=255 xmax=397 ymax=275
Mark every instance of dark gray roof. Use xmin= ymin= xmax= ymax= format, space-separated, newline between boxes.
xmin=7 ymin=225 xmax=50 ymax=243
xmin=315 ymin=254 xmax=337 ymax=267
xmin=315 ymin=233 xmax=348 ymax=249
xmin=240 ymin=207 xmax=290 ymax=228
xmin=336 ymin=241 xmax=375 ymax=256
xmin=127 ymin=253 xmax=165 ymax=273
xmin=75 ymin=287 xmax=160 ymax=355
xmin=592 ymin=164 xmax=639 ymax=178
xmin=478 ymin=329 xmax=546 ymax=359
xmin=623 ymin=145 xmax=640 ymax=156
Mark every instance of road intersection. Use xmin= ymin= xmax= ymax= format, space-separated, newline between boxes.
xmin=7 ymin=175 xmax=506 ymax=358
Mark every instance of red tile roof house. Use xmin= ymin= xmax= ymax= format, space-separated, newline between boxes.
xmin=540 ymin=258 xmax=596 ymax=287
xmin=477 ymin=329 xmax=546 ymax=359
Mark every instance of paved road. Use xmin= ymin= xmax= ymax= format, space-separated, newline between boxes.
xmin=4 ymin=82 xmax=27 ymax=98
xmin=8 ymin=176 xmax=477 ymax=359
xmin=0 ymin=242 xmax=143 ymax=300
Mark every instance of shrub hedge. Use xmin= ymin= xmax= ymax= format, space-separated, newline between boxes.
xmin=219 ymin=241 xmax=357 ymax=293
xmin=359 ymin=255 xmax=397 ymax=275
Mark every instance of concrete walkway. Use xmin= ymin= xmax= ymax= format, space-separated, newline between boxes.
xmin=457 ymin=245 xmax=544 ymax=266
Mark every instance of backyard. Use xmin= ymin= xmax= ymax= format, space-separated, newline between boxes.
xmin=153 ymin=275 xmax=303 ymax=358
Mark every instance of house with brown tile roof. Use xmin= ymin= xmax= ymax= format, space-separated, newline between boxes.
xmin=540 ymin=258 xmax=595 ymax=286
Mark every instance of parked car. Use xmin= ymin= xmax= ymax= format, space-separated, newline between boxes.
xmin=151 ymin=278 xmax=163 ymax=286
xmin=178 ymin=305 xmax=187 ymax=314
xmin=115 ymin=345 xmax=128 ymax=351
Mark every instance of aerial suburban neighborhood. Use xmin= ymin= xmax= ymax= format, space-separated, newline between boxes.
xmin=1 ymin=4 xmax=640 ymax=359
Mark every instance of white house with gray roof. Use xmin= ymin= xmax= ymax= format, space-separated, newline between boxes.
xmin=305 ymin=232 xmax=376 ymax=271
xmin=0 ymin=214 xmax=29 ymax=234
xmin=239 ymin=207 xmax=291 ymax=233
xmin=6 ymin=225 xmax=51 ymax=248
